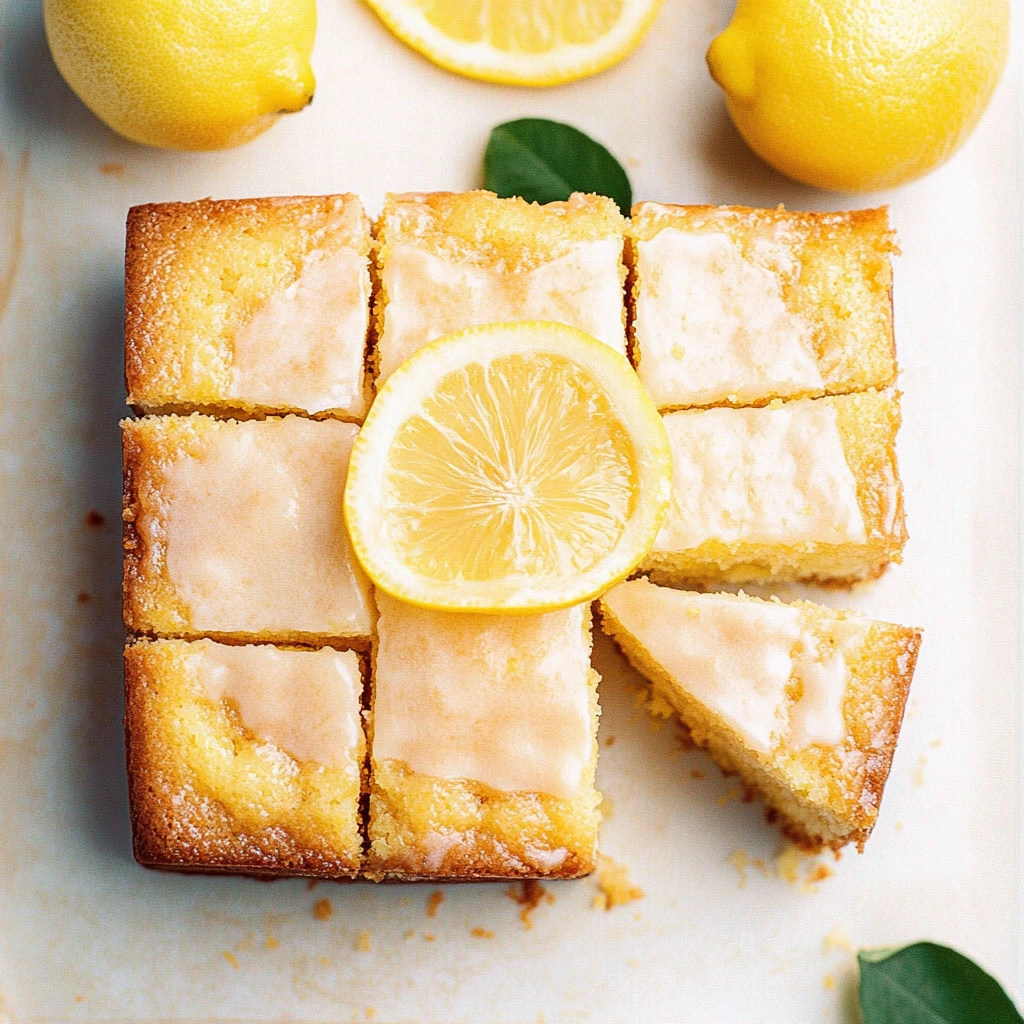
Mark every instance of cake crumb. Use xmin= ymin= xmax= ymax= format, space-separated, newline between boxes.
xmin=727 ymin=849 xmax=748 ymax=888
xmin=929 ymin=737 xmax=942 ymax=748
xmin=365 ymin=1009 xmax=375 ymax=1019
xmin=593 ymin=854 xmax=644 ymax=911
xmin=717 ymin=785 xmax=742 ymax=806
xmin=604 ymin=734 xmax=616 ymax=747
xmin=403 ymin=929 xmax=416 ymax=941
xmin=824 ymin=974 xmax=835 ymax=990
xmin=803 ymin=863 xmax=834 ymax=891
xmin=426 ymin=891 xmax=444 ymax=918
xmin=312 ymin=898 xmax=333 ymax=921
xmin=823 ymin=928 xmax=852 ymax=953
xmin=264 ymin=935 xmax=279 ymax=950
xmin=913 ymin=753 xmax=927 ymax=786
xmin=75 ymin=996 xmax=84 ymax=1003
xmin=423 ymin=933 xmax=436 ymax=942
xmin=599 ymin=793 xmax=614 ymax=820
xmin=85 ymin=509 xmax=105 ymax=527
xmin=76 ymin=591 xmax=90 ymax=603
xmin=471 ymin=927 xmax=494 ymax=939
xmin=690 ymin=768 xmax=705 ymax=780
xmin=775 ymin=844 xmax=804 ymax=883
xmin=306 ymin=879 xmax=319 ymax=890
xmin=505 ymin=879 xmax=552 ymax=928
xmin=100 ymin=162 xmax=125 ymax=176
xmin=355 ymin=931 xmax=371 ymax=952
xmin=222 ymin=950 xmax=240 ymax=969
xmin=751 ymin=857 xmax=767 ymax=876
xmin=895 ymin=821 xmax=904 ymax=831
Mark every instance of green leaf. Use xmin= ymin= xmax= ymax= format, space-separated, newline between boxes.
xmin=858 ymin=942 xmax=1022 ymax=1024
xmin=484 ymin=118 xmax=632 ymax=216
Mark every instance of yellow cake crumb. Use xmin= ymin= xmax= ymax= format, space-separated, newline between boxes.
xmin=426 ymin=891 xmax=444 ymax=918
xmin=312 ymin=898 xmax=333 ymax=921
xmin=222 ymin=951 xmax=240 ymax=969
xmin=355 ymin=932 xmax=372 ymax=952
xmin=593 ymin=854 xmax=644 ymax=910
xmin=823 ymin=928 xmax=853 ymax=953
xmin=471 ymin=927 xmax=495 ymax=939
xmin=727 ymin=849 xmax=749 ymax=887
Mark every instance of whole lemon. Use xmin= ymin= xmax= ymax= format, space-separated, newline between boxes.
xmin=44 ymin=0 xmax=316 ymax=150
xmin=706 ymin=0 xmax=1010 ymax=192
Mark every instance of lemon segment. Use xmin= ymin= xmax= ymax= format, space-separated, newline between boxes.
xmin=345 ymin=322 xmax=671 ymax=613
xmin=362 ymin=0 xmax=665 ymax=86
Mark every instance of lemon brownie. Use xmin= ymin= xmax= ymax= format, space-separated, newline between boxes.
xmin=373 ymin=190 xmax=627 ymax=382
xmin=599 ymin=579 xmax=921 ymax=851
xmin=125 ymin=638 xmax=366 ymax=876
xmin=366 ymin=592 xmax=601 ymax=880
xmin=122 ymin=414 xmax=374 ymax=644
xmin=642 ymin=390 xmax=907 ymax=585
xmin=627 ymin=204 xmax=897 ymax=410
xmin=125 ymin=195 xmax=372 ymax=420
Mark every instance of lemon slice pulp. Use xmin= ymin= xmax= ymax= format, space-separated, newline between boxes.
xmin=345 ymin=322 xmax=671 ymax=613
xmin=361 ymin=0 xmax=665 ymax=87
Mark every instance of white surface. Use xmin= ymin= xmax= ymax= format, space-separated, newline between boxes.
xmin=0 ymin=0 xmax=1020 ymax=1021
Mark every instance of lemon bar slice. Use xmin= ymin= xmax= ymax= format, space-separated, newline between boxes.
xmin=642 ymin=390 xmax=907 ymax=585
xmin=125 ymin=195 xmax=372 ymax=421
xmin=125 ymin=639 xmax=366 ymax=876
xmin=599 ymin=579 xmax=921 ymax=851
xmin=373 ymin=190 xmax=627 ymax=382
xmin=366 ymin=592 xmax=601 ymax=879
xmin=122 ymin=414 xmax=374 ymax=644
xmin=627 ymin=203 xmax=897 ymax=410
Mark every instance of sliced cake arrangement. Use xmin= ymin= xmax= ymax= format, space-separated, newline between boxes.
xmin=121 ymin=190 xmax=921 ymax=882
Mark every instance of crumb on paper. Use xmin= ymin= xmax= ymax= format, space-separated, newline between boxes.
xmin=222 ymin=950 xmax=240 ymax=969
xmin=775 ymin=844 xmax=804 ymax=884
xmin=895 ymin=821 xmax=904 ymax=832
xmin=505 ymin=879 xmax=552 ymax=928
xmin=599 ymin=793 xmax=614 ymax=820
xmin=356 ymin=931 xmax=371 ymax=952
xmin=690 ymin=768 xmax=705 ymax=780
xmin=365 ymin=1009 xmax=376 ymax=1020
xmin=824 ymin=974 xmax=835 ymax=990
xmin=77 ymin=591 xmax=90 ymax=603
xmin=264 ymin=935 xmax=279 ymax=950
xmin=751 ymin=857 xmax=767 ymax=876
xmin=913 ymin=753 xmax=927 ymax=786
xmin=306 ymin=878 xmax=319 ymax=890
xmin=717 ymin=785 xmax=742 ymax=807
xmin=312 ymin=898 xmax=333 ymax=921
xmin=802 ymin=863 xmax=834 ymax=891
xmin=426 ymin=890 xmax=444 ymax=918
xmin=403 ymin=929 xmax=416 ymax=941
xmin=471 ymin=927 xmax=494 ymax=939
xmin=823 ymin=928 xmax=852 ymax=954
xmin=100 ymin=162 xmax=125 ymax=176
xmin=75 ymin=996 xmax=84 ymax=1003
xmin=423 ymin=933 xmax=436 ymax=942
xmin=929 ymin=737 xmax=942 ymax=748
xmin=625 ymin=157 xmax=641 ymax=169
xmin=85 ymin=509 xmax=105 ymax=527
xmin=604 ymin=734 xmax=616 ymax=747
xmin=727 ymin=849 xmax=748 ymax=888
xmin=593 ymin=854 xmax=644 ymax=911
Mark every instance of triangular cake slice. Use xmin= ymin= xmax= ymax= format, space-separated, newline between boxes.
xmin=599 ymin=578 xmax=921 ymax=851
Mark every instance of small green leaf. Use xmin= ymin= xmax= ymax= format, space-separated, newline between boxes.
xmin=858 ymin=942 xmax=1022 ymax=1024
xmin=484 ymin=118 xmax=632 ymax=216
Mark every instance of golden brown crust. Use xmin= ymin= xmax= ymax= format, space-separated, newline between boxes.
xmin=125 ymin=195 xmax=371 ymax=419
xmin=124 ymin=640 xmax=365 ymax=877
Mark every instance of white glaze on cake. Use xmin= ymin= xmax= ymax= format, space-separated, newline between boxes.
xmin=231 ymin=246 xmax=369 ymax=416
xmin=377 ymin=238 xmax=626 ymax=380
xmin=193 ymin=640 xmax=362 ymax=768
xmin=633 ymin=228 xmax=821 ymax=408
xmin=371 ymin=593 xmax=593 ymax=799
xmin=161 ymin=417 xmax=374 ymax=635
xmin=655 ymin=399 xmax=867 ymax=553
xmin=601 ymin=581 xmax=869 ymax=752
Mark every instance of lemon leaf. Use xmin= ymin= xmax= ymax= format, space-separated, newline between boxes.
xmin=484 ymin=119 xmax=632 ymax=216
xmin=858 ymin=943 xmax=1022 ymax=1024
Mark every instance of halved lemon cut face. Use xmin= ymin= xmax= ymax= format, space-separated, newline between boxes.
xmin=345 ymin=322 xmax=671 ymax=613
xmin=361 ymin=0 xmax=665 ymax=87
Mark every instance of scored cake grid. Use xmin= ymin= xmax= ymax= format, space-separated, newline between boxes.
xmin=120 ymin=190 xmax=915 ymax=880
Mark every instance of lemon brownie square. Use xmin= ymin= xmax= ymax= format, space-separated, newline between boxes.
xmin=125 ymin=195 xmax=372 ymax=420
xmin=122 ymin=414 xmax=374 ymax=644
xmin=599 ymin=579 xmax=921 ymax=851
xmin=373 ymin=190 xmax=627 ymax=382
xmin=627 ymin=203 xmax=897 ymax=410
xmin=366 ymin=592 xmax=601 ymax=880
xmin=642 ymin=390 xmax=907 ymax=585
xmin=125 ymin=638 xmax=366 ymax=876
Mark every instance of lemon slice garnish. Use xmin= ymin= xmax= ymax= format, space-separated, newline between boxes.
xmin=345 ymin=322 xmax=671 ymax=613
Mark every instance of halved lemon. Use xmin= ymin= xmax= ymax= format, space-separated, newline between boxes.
xmin=362 ymin=0 xmax=665 ymax=87
xmin=345 ymin=322 xmax=671 ymax=613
